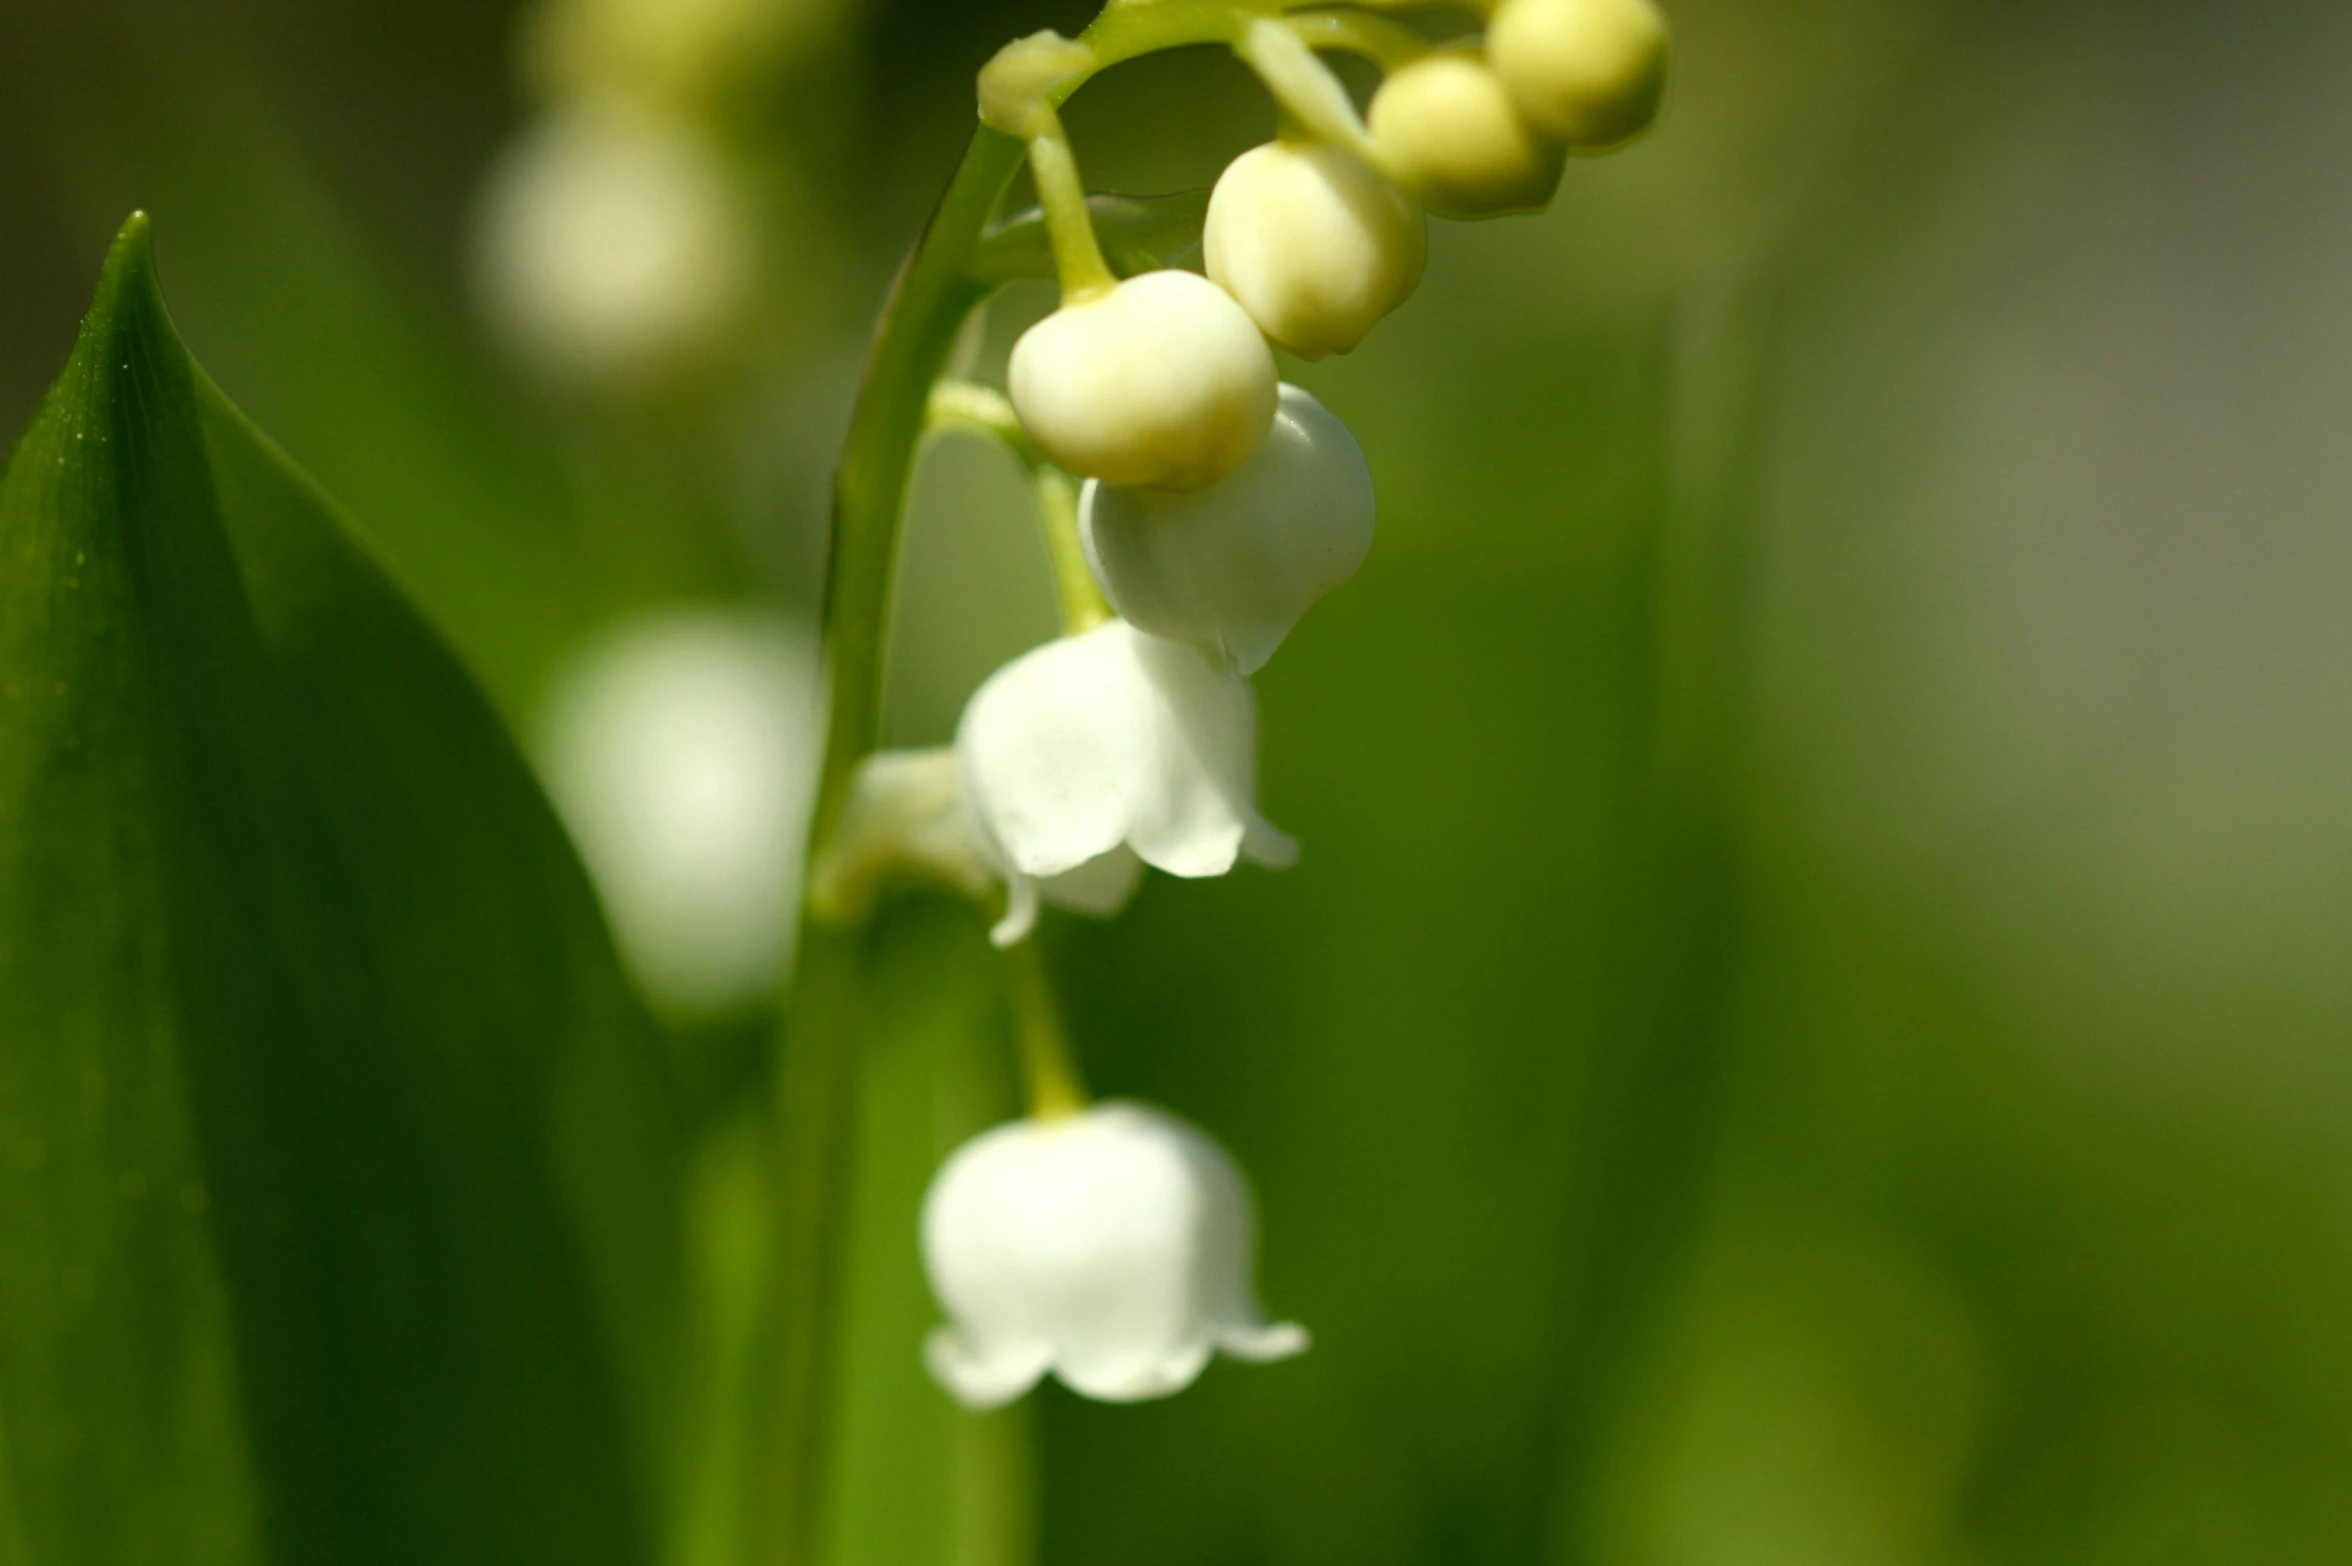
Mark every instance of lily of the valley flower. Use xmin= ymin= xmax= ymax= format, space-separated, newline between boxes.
xmin=1081 ymin=383 xmax=1374 ymax=676
xmin=922 ymin=1101 xmax=1309 ymax=1407
xmin=810 ymin=746 xmax=1146 ymax=935
xmin=1007 ymin=269 xmax=1279 ymax=491
xmin=1205 ymin=140 xmax=1426 ymax=359
xmin=1367 ymin=51 xmax=1565 ymax=220
xmin=957 ymin=621 xmax=1296 ymax=946
xmin=1487 ymin=0 xmax=1669 ymax=148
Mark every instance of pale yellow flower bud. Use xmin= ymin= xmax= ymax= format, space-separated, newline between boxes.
xmin=1487 ymin=0 xmax=1669 ymax=149
xmin=1205 ymin=141 xmax=1426 ymax=359
xmin=1009 ymin=270 xmax=1279 ymax=491
xmin=1367 ymin=53 xmax=1565 ymax=221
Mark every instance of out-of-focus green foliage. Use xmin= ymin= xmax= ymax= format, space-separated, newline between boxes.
xmin=0 ymin=217 xmax=679 ymax=1566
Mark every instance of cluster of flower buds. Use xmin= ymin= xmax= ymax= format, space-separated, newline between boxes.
xmin=812 ymin=0 xmax=1669 ymax=1408
xmin=1374 ymin=0 xmax=1670 ymax=218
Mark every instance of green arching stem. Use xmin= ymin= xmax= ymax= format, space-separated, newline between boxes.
xmin=926 ymin=381 xmax=1110 ymax=634
xmin=1006 ymin=940 xmax=1090 ymax=1120
xmin=759 ymin=125 xmax=1024 ymax=1566
xmin=806 ymin=128 xmax=1026 ymax=852
xmin=1282 ymin=9 xmax=1433 ymax=73
xmin=1022 ymin=103 xmax=1118 ymax=301
xmin=1231 ymin=15 xmax=1385 ymax=164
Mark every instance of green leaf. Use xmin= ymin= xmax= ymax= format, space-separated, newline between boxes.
xmin=0 ymin=215 xmax=680 ymax=1565
xmin=971 ymin=189 xmax=1212 ymax=287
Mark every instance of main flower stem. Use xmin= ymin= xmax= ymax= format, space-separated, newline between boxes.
xmin=759 ymin=126 xmax=1024 ymax=1566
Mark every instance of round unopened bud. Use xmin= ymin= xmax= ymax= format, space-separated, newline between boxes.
xmin=1205 ymin=141 xmax=1426 ymax=360
xmin=1488 ymin=0 xmax=1668 ymax=148
xmin=1082 ymin=384 xmax=1373 ymax=675
xmin=1009 ymin=270 xmax=1279 ymax=491
xmin=1367 ymin=53 xmax=1565 ymax=220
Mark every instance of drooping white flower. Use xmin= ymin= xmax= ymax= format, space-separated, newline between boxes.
xmin=922 ymin=1101 xmax=1309 ymax=1408
xmin=1487 ymin=0 xmax=1670 ymax=149
xmin=1008 ymin=269 xmax=1279 ymax=491
xmin=537 ymin=609 xmax=819 ymax=1015
xmin=1205 ymin=140 xmax=1426 ymax=359
xmin=955 ymin=621 xmax=1295 ymax=947
xmin=1367 ymin=52 xmax=1565 ymax=220
xmin=809 ymin=746 xmax=1143 ymax=931
xmin=474 ymin=103 xmax=758 ymax=388
xmin=1081 ymin=383 xmax=1374 ymax=676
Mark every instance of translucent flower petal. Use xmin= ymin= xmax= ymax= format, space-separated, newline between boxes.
xmin=956 ymin=622 xmax=1291 ymax=902
xmin=1082 ymin=383 xmax=1375 ymax=675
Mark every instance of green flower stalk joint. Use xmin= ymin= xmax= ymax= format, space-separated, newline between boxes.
xmin=801 ymin=0 xmax=1672 ymax=1408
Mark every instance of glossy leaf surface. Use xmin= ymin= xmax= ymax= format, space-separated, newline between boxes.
xmin=0 ymin=216 xmax=679 ymax=1566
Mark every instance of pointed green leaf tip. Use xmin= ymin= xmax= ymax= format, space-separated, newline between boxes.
xmin=0 ymin=218 xmax=680 ymax=1564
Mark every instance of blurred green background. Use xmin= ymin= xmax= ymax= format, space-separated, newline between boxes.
xmin=8 ymin=0 xmax=2352 ymax=1562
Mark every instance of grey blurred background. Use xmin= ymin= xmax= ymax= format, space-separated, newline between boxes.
xmin=6 ymin=0 xmax=2351 ymax=1562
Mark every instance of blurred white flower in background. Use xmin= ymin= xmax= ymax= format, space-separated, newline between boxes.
xmin=921 ymin=1101 xmax=1309 ymax=1408
xmin=537 ymin=608 xmax=821 ymax=1017
xmin=473 ymin=104 xmax=759 ymax=390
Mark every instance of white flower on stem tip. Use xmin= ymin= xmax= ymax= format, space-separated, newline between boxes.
xmin=1205 ymin=140 xmax=1426 ymax=359
xmin=922 ymin=1101 xmax=1309 ymax=1408
xmin=1368 ymin=52 xmax=1565 ymax=220
xmin=1487 ymin=0 xmax=1669 ymax=149
xmin=956 ymin=621 xmax=1296 ymax=947
xmin=1082 ymin=383 xmax=1374 ymax=676
xmin=1008 ymin=269 xmax=1279 ymax=491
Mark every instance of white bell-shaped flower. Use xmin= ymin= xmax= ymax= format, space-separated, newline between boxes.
xmin=1204 ymin=140 xmax=1426 ymax=359
xmin=1008 ymin=269 xmax=1279 ymax=491
xmin=810 ymin=747 xmax=1145 ymax=934
xmin=1367 ymin=53 xmax=1565 ymax=220
xmin=922 ymin=1101 xmax=1310 ymax=1407
xmin=1081 ymin=384 xmax=1374 ymax=675
xmin=955 ymin=621 xmax=1296 ymax=946
xmin=1487 ymin=0 xmax=1669 ymax=149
